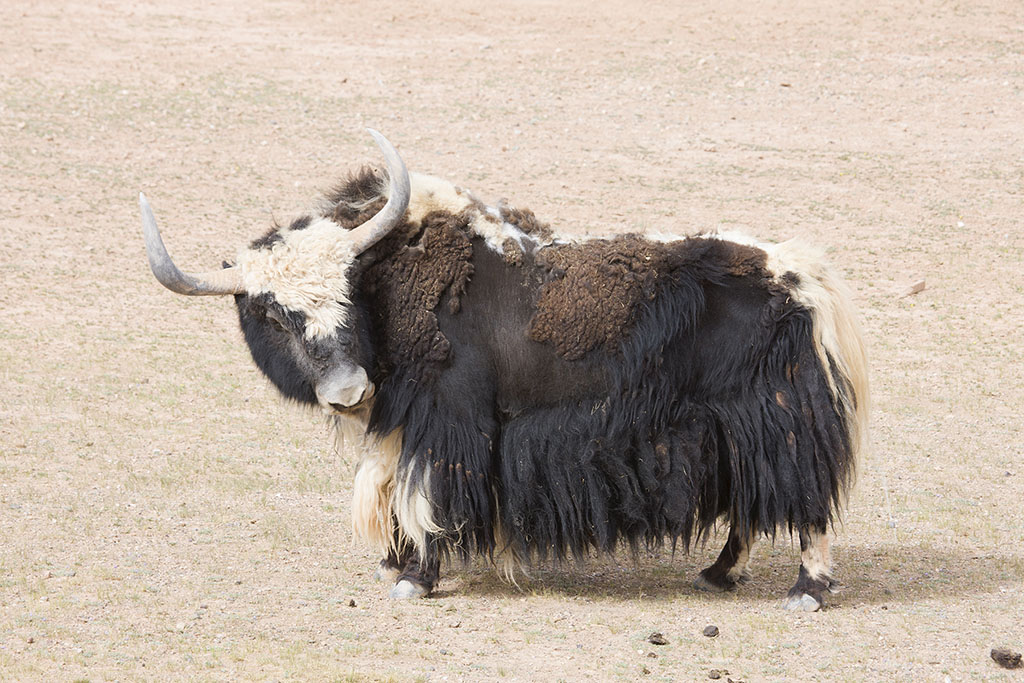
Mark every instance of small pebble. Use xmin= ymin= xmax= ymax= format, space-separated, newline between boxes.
xmin=991 ymin=647 xmax=1022 ymax=669
xmin=902 ymin=280 xmax=926 ymax=298
xmin=647 ymin=631 xmax=668 ymax=645
xmin=348 ymin=599 xmax=356 ymax=608
xmin=703 ymin=625 xmax=720 ymax=638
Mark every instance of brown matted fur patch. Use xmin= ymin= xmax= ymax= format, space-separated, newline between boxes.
xmin=496 ymin=204 xmax=554 ymax=266
xmin=528 ymin=235 xmax=768 ymax=360
xmin=324 ymin=167 xmax=388 ymax=229
xmin=363 ymin=210 xmax=475 ymax=375
xmin=499 ymin=204 xmax=554 ymax=243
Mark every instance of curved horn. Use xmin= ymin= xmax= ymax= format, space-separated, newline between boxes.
xmin=347 ymin=129 xmax=411 ymax=253
xmin=139 ymin=193 xmax=245 ymax=296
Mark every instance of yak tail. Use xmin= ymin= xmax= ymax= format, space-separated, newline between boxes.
xmin=767 ymin=239 xmax=870 ymax=465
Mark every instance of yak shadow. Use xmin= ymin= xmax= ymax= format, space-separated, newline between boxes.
xmin=434 ymin=538 xmax=1024 ymax=607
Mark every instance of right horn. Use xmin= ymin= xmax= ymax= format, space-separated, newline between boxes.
xmin=139 ymin=192 xmax=245 ymax=296
xmin=347 ymin=129 xmax=411 ymax=253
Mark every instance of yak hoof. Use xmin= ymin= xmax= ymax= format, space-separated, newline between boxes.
xmin=693 ymin=573 xmax=731 ymax=593
xmin=782 ymin=593 xmax=822 ymax=612
xmin=389 ymin=579 xmax=430 ymax=600
xmin=373 ymin=564 xmax=400 ymax=584
xmin=693 ymin=568 xmax=748 ymax=593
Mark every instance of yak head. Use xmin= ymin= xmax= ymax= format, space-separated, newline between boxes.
xmin=140 ymin=129 xmax=410 ymax=415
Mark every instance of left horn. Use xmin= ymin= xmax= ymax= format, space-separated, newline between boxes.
xmin=347 ymin=129 xmax=411 ymax=253
xmin=140 ymin=193 xmax=245 ymax=296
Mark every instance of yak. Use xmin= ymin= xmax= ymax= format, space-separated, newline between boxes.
xmin=140 ymin=130 xmax=868 ymax=611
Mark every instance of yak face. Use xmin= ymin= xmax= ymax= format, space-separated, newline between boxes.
xmin=139 ymin=129 xmax=411 ymax=415
xmin=231 ymin=215 xmax=376 ymax=414
xmin=235 ymin=285 xmax=375 ymax=414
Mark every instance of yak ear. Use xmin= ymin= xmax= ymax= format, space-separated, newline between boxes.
xmin=346 ymin=129 xmax=411 ymax=254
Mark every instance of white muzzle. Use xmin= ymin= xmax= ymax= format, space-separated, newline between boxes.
xmin=315 ymin=365 xmax=373 ymax=412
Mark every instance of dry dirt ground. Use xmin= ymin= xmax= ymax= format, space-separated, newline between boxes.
xmin=2 ymin=0 xmax=1023 ymax=680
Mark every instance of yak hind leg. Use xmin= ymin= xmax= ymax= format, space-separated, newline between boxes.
xmin=782 ymin=525 xmax=838 ymax=612
xmin=694 ymin=526 xmax=757 ymax=593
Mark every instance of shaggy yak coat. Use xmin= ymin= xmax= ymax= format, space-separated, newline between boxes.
xmin=233 ymin=168 xmax=869 ymax=593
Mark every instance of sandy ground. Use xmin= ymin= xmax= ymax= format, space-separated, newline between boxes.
xmin=2 ymin=0 xmax=1023 ymax=680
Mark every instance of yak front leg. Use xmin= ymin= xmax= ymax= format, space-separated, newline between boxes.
xmin=389 ymin=551 xmax=440 ymax=599
xmin=782 ymin=525 xmax=838 ymax=611
xmin=372 ymin=528 xmax=440 ymax=599
xmin=373 ymin=547 xmax=440 ymax=599
xmin=694 ymin=526 xmax=757 ymax=593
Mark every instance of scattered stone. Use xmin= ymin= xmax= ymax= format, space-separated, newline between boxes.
xmin=348 ymin=599 xmax=356 ymax=608
xmin=901 ymin=280 xmax=926 ymax=297
xmin=991 ymin=647 xmax=1022 ymax=669
xmin=27 ymin=636 xmax=35 ymax=644
xmin=646 ymin=651 xmax=657 ymax=658
xmin=708 ymin=670 xmax=730 ymax=680
xmin=703 ymin=625 xmax=720 ymax=638
xmin=647 ymin=631 xmax=668 ymax=645
xmin=641 ymin=666 xmax=651 ymax=675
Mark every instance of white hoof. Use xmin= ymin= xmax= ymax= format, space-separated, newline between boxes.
xmin=389 ymin=579 xmax=429 ymax=600
xmin=782 ymin=593 xmax=822 ymax=612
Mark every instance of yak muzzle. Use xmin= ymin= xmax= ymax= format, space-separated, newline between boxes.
xmin=315 ymin=365 xmax=374 ymax=413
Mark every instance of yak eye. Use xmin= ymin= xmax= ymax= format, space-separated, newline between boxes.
xmin=265 ymin=311 xmax=289 ymax=333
